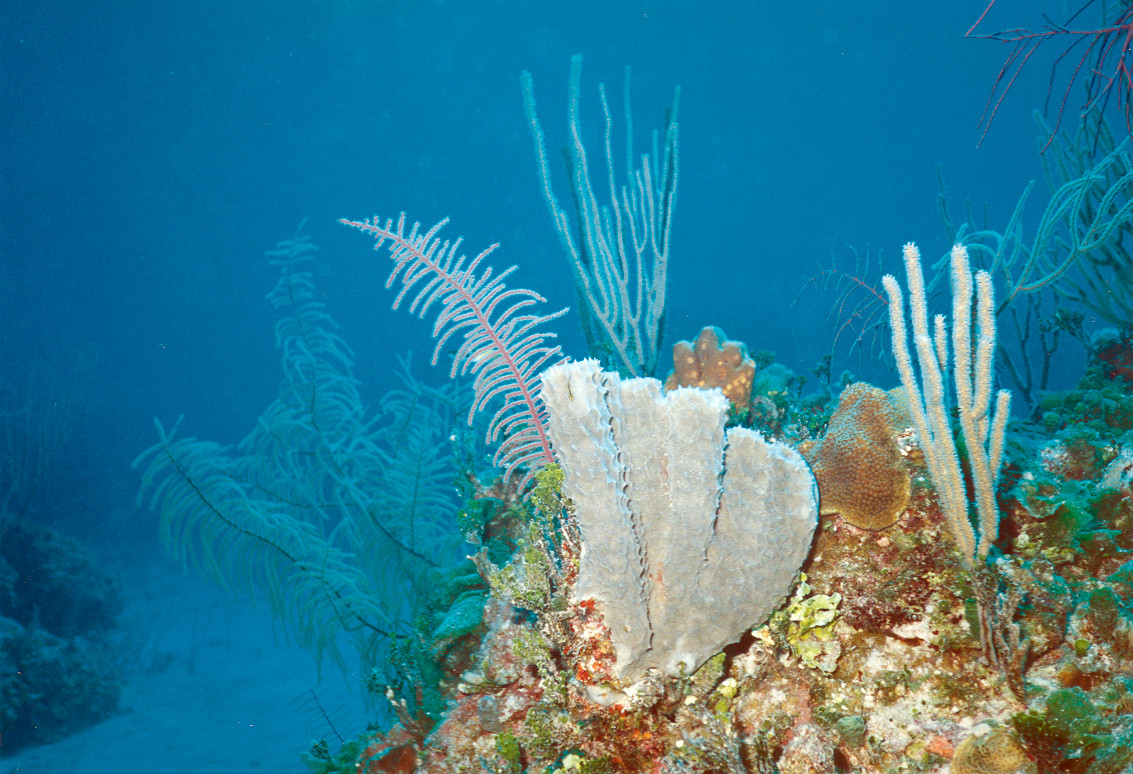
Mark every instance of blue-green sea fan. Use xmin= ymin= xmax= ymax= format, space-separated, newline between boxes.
xmin=134 ymin=226 xmax=463 ymax=686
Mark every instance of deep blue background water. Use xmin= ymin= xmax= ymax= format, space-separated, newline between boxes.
xmin=0 ymin=0 xmax=1100 ymax=702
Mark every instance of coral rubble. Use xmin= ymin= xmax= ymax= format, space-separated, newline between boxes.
xmin=0 ymin=520 xmax=123 ymax=752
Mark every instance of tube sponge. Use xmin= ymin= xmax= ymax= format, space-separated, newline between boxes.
xmin=539 ymin=359 xmax=818 ymax=681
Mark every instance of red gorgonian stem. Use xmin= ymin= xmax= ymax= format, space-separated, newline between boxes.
xmin=967 ymin=0 xmax=1133 ymax=149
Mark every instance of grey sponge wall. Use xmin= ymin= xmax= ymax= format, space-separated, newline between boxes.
xmin=540 ymin=359 xmax=819 ymax=682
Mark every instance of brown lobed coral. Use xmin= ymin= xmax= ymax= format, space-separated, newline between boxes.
xmin=664 ymin=326 xmax=756 ymax=411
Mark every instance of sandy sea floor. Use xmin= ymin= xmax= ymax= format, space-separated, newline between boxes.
xmin=3 ymin=552 xmax=368 ymax=774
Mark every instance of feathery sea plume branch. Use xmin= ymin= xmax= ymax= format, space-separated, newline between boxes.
xmin=135 ymin=226 xmax=466 ymax=696
xmin=339 ymin=213 xmax=566 ymax=485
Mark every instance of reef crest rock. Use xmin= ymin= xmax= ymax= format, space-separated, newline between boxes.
xmin=540 ymin=359 xmax=818 ymax=682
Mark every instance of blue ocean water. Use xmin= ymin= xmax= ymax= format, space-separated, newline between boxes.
xmin=2 ymin=1 xmax=1061 ymax=467
xmin=0 ymin=1 xmax=1113 ymax=769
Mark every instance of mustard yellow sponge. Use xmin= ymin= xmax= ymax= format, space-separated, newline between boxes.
xmin=800 ymin=382 xmax=911 ymax=531
xmin=951 ymin=727 xmax=1035 ymax=774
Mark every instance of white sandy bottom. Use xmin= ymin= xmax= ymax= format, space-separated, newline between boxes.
xmin=3 ymin=554 xmax=367 ymax=773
